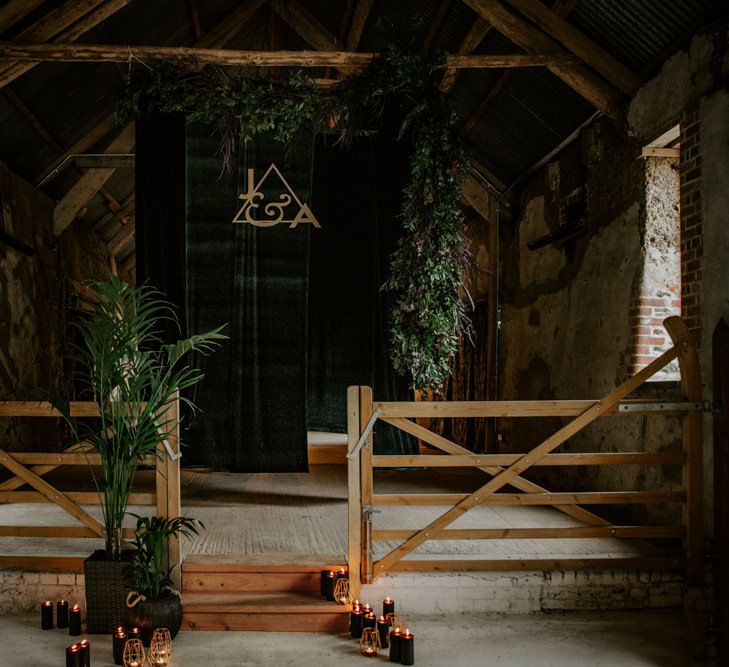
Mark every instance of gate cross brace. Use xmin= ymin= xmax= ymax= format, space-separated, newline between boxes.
xmin=374 ymin=341 xmax=682 ymax=575
xmin=0 ymin=447 xmax=104 ymax=536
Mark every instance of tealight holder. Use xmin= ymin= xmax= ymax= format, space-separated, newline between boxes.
xmin=333 ymin=577 xmax=351 ymax=605
xmin=122 ymin=638 xmax=145 ymax=667
xmin=149 ymin=628 xmax=172 ymax=666
xmin=359 ymin=627 xmax=381 ymax=657
xmin=387 ymin=612 xmax=405 ymax=629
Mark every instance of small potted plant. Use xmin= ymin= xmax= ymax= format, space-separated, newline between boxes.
xmin=127 ymin=514 xmax=203 ymax=645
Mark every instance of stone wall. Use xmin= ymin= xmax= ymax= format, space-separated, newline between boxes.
xmin=0 ymin=161 xmax=113 ymax=454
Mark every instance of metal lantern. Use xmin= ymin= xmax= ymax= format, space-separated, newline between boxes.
xmin=359 ymin=627 xmax=381 ymax=657
xmin=387 ymin=612 xmax=405 ymax=629
xmin=151 ymin=628 xmax=173 ymax=661
xmin=333 ymin=577 xmax=351 ymax=605
xmin=122 ymin=638 xmax=145 ymax=667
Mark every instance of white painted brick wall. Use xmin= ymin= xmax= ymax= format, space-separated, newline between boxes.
xmin=360 ymin=569 xmax=686 ymax=616
xmin=0 ymin=570 xmax=85 ymax=615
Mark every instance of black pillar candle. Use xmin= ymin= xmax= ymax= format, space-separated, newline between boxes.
xmin=389 ymin=628 xmax=403 ymax=663
xmin=377 ymin=616 xmax=390 ymax=649
xmin=78 ymin=639 xmax=91 ymax=667
xmin=66 ymin=644 xmax=81 ymax=667
xmin=69 ymin=605 xmax=82 ymax=636
xmin=127 ymin=627 xmax=141 ymax=642
xmin=113 ymin=628 xmax=127 ymax=665
xmin=363 ymin=611 xmax=376 ymax=631
xmin=41 ymin=600 xmax=53 ymax=629
xmin=322 ymin=571 xmax=336 ymax=601
xmin=336 ymin=567 xmax=348 ymax=581
xmin=383 ymin=597 xmax=395 ymax=618
xmin=350 ymin=606 xmax=364 ymax=639
xmin=401 ymin=629 xmax=414 ymax=666
xmin=57 ymin=600 xmax=69 ymax=629
xmin=320 ymin=570 xmax=331 ymax=598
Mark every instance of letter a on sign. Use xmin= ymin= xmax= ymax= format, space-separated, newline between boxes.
xmin=233 ymin=163 xmax=321 ymax=228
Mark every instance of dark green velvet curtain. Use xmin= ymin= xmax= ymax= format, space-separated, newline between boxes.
xmin=136 ymin=117 xmax=415 ymax=471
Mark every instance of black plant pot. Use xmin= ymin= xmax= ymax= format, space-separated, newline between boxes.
xmin=127 ymin=592 xmax=183 ymax=646
xmin=84 ymin=549 xmax=134 ymax=634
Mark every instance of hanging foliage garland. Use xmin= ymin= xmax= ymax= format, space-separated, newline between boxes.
xmin=117 ymin=46 xmax=473 ymax=395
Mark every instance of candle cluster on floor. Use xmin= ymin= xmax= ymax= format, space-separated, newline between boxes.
xmin=348 ymin=596 xmax=415 ymax=665
xmin=40 ymin=599 xmax=92 ymax=667
xmin=40 ymin=598 xmax=173 ymax=666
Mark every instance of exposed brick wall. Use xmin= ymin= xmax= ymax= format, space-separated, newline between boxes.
xmin=630 ymin=290 xmax=681 ymax=376
xmin=680 ymin=110 xmax=703 ymax=335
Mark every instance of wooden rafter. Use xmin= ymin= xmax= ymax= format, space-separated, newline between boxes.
xmin=107 ymin=216 xmax=135 ymax=256
xmin=461 ymin=0 xmax=622 ymax=116
xmin=502 ymin=0 xmax=639 ymax=93
xmin=0 ymin=0 xmax=45 ymax=35
xmin=271 ymin=0 xmax=338 ymax=52
xmin=0 ymin=43 xmax=581 ymax=69
xmin=459 ymin=0 xmax=577 ymax=136
xmin=52 ymin=123 xmax=135 ymax=238
xmin=345 ymin=0 xmax=376 ymax=51
xmin=439 ymin=18 xmax=493 ymax=93
xmin=186 ymin=0 xmax=203 ymax=41
xmin=0 ymin=0 xmax=134 ymax=89
xmin=423 ymin=0 xmax=455 ymax=54
xmin=324 ymin=0 xmax=356 ymax=79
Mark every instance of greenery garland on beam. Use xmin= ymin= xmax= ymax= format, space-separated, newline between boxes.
xmin=118 ymin=46 xmax=473 ymax=395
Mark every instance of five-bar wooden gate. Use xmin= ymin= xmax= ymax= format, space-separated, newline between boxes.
xmin=347 ymin=316 xmax=703 ymax=599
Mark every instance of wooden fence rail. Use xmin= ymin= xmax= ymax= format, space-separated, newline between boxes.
xmin=0 ymin=396 xmax=181 ymax=581
xmin=347 ymin=316 xmax=703 ymax=596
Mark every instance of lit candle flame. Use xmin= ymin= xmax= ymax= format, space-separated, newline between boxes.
xmin=405 ymin=628 xmax=411 ymax=637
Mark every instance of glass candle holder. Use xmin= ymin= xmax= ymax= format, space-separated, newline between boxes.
xmin=150 ymin=628 xmax=172 ymax=664
xmin=359 ymin=627 xmax=380 ymax=657
xmin=333 ymin=577 xmax=351 ymax=605
xmin=123 ymin=638 xmax=145 ymax=667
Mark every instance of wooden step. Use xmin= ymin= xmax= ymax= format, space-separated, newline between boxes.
xmin=182 ymin=592 xmax=351 ymax=632
xmin=182 ymin=553 xmax=346 ymax=573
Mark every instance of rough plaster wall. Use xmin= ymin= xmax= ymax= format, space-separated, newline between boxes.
xmin=0 ymin=162 xmax=112 ymax=455
xmin=498 ymin=120 xmax=683 ymax=526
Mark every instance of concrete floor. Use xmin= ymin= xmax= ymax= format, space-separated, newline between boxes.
xmin=0 ymin=610 xmax=697 ymax=666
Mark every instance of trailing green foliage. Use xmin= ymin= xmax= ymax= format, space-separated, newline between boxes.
xmin=59 ymin=275 xmax=226 ymax=558
xmin=130 ymin=514 xmax=202 ymax=599
xmin=117 ymin=46 xmax=472 ymax=394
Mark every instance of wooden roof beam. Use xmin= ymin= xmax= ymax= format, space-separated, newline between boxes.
xmin=271 ymin=0 xmax=338 ymax=52
xmin=439 ymin=17 xmax=493 ymax=93
xmin=502 ymin=0 xmax=640 ymax=93
xmin=345 ymin=0 xmax=376 ymax=51
xmin=107 ymin=215 xmax=135 ymax=256
xmin=0 ymin=0 xmax=46 ymax=35
xmin=461 ymin=0 xmax=623 ymax=116
xmin=423 ymin=0 xmax=455 ymax=54
xmin=0 ymin=43 xmax=582 ymax=69
xmin=52 ymin=123 xmax=135 ymax=238
xmin=196 ymin=0 xmax=266 ymax=49
xmin=0 ymin=0 xmax=134 ymax=89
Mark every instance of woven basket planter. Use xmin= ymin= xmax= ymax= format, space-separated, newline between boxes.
xmin=84 ymin=549 xmax=134 ymax=634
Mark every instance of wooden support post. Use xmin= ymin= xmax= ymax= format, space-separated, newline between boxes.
xmin=347 ymin=386 xmax=362 ymax=597
xmin=665 ymin=316 xmax=704 ymax=583
xmin=359 ymin=386 xmax=374 ymax=584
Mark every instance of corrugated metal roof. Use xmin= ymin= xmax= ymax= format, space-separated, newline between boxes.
xmin=570 ymin=0 xmax=715 ymax=72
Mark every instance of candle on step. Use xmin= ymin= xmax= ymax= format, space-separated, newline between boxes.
xmin=113 ymin=627 xmax=127 ymax=665
xmin=350 ymin=601 xmax=364 ymax=639
xmin=377 ymin=615 xmax=390 ymax=649
xmin=127 ymin=627 xmax=141 ymax=642
xmin=78 ymin=638 xmax=90 ymax=667
xmin=401 ymin=628 xmax=415 ymax=666
xmin=322 ymin=571 xmax=336 ymax=601
xmin=383 ymin=596 xmax=395 ymax=618
xmin=41 ymin=600 xmax=53 ymax=630
xmin=57 ymin=600 xmax=69 ymax=628
xmin=389 ymin=627 xmax=403 ymax=663
xmin=69 ymin=604 xmax=82 ymax=636
xmin=336 ymin=567 xmax=348 ymax=581
xmin=66 ymin=644 xmax=81 ymax=667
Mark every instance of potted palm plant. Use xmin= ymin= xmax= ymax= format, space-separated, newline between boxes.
xmin=126 ymin=514 xmax=202 ymax=644
xmin=60 ymin=275 xmax=225 ymax=632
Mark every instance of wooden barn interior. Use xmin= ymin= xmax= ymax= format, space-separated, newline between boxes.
xmin=1 ymin=0 xmax=728 ymax=665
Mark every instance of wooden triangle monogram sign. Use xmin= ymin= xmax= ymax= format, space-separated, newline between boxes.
xmin=233 ymin=163 xmax=321 ymax=228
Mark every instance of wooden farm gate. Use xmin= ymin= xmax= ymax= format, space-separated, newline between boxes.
xmin=346 ymin=316 xmax=703 ymax=599
xmin=0 ymin=396 xmax=181 ymax=582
